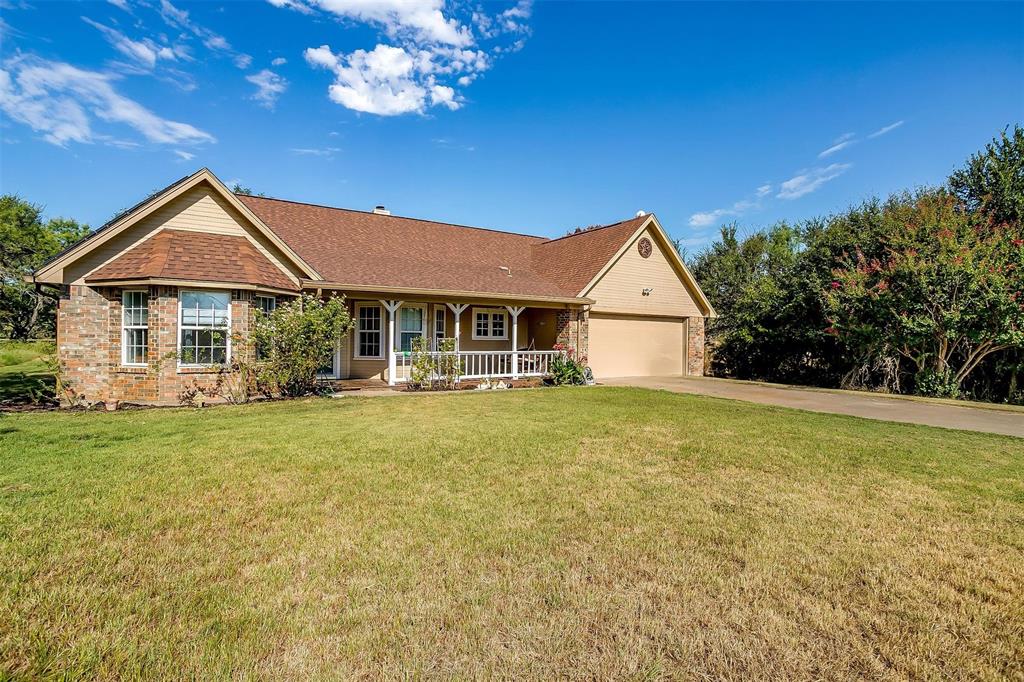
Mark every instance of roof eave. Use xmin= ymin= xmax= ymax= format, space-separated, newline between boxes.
xmin=303 ymin=280 xmax=593 ymax=306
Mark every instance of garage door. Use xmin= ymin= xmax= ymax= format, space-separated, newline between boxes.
xmin=587 ymin=314 xmax=685 ymax=378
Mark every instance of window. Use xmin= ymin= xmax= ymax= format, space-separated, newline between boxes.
xmin=121 ymin=290 xmax=148 ymax=365
xmin=398 ymin=305 xmax=425 ymax=352
xmin=355 ymin=303 xmax=382 ymax=358
xmin=434 ymin=307 xmax=446 ymax=349
xmin=179 ymin=290 xmax=230 ymax=365
xmin=253 ymin=295 xmax=276 ymax=361
xmin=255 ymin=295 xmax=276 ymax=315
xmin=472 ymin=307 xmax=508 ymax=340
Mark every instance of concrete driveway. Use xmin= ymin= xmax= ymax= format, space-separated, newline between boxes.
xmin=602 ymin=376 xmax=1024 ymax=438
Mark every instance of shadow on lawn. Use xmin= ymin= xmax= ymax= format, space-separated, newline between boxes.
xmin=0 ymin=363 xmax=55 ymax=406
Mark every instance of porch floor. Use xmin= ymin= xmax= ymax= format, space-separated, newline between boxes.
xmin=323 ymin=377 xmax=545 ymax=393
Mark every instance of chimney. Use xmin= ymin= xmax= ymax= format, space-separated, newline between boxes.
xmin=373 ymin=205 xmax=391 ymax=215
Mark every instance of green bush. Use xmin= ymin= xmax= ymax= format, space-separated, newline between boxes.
xmin=914 ymin=368 xmax=962 ymax=399
xmin=548 ymin=343 xmax=587 ymax=385
xmin=250 ymin=293 xmax=354 ymax=397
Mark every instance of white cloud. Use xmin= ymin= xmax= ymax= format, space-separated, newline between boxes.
xmin=158 ymin=0 xmax=250 ymax=70
xmin=306 ymin=43 xmax=439 ymax=115
xmin=272 ymin=57 xmax=287 ymax=66
xmin=0 ymin=55 xmax=214 ymax=147
xmin=868 ymin=120 xmax=904 ymax=138
xmin=280 ymin=0 xmax=472 ymax=46
xmin=818 ymin=132 xmax=856 ymax=158
xmin=290 ymin=146 xmax=340 ymax=157
xmin=777 ymin=163 xmax=851 ymax=200
xmin=246 ymin=69 xmax=288 ymax=109
xmin=756 ymin=184 xmax=771 ymax=197
xmin=174 ymin=149 xmax=195 ymax=160
xmin=107 ymin=0 xmax=130 ymax=10
xmin=279 ymin=0 xmax=529 ymax=116
xmin=689 ymin=199 xmax=756 ymax=228
xmin=82 ymin=17 xmax=180 ymax=70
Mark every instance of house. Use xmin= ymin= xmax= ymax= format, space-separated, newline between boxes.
xmin=35 ymin=168 xmax=715 ymax=404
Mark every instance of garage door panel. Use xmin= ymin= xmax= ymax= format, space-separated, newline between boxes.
xmin=588 ymin=314 xmax=684 ymax=378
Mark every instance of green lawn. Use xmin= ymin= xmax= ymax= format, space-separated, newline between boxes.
xmin=0 ymin=341 xmax=55 ymax=404
xmin=2 ymin=388 xmax=1022 ymax=679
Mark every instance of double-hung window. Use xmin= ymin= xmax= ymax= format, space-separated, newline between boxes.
xmin=398 ymin=305 xmax=426 ymax=352
xmin=434 ymin=307 xmax=446 ymax=349
xmin=472 ymin=307 xmax=507 ymax=340
xmin=121 ymin=290 xmax=148 ymax=365
xmin=179 ymin=290 xmax=230 ymax=365
xmin=255 ymin=294 xmax=276 ymax=315
xmin=355 ymin=304 xmax=382 ymax=358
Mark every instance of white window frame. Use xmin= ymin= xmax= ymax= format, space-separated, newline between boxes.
xmin=471 ymin=307 xmax=508 ymax=340
xmin=121 ymin=289 xmax=149 ymax=367
xmin=433 ymin=306 xmax=446 ymax=350
xmin=177 ymin=289 xmax=232 ymax=367
xmin=353 ymin=302 xmax=384 ymax=359
xmin=396 ymin=303 xmax=427 ymax=352
xmin=255 ymin=294 xmax=276 ymax=315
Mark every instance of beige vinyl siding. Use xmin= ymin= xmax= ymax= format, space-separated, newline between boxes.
xmin=587 ymin=228 xmax=701 ymax=318
xmin=588 ymin=313 xmax=684 ymax=378
xmin=64 ymin=184 xmax=303 ymax=286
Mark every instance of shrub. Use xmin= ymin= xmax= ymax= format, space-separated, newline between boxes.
xmin=250 ymin=293 xmax=354 ymax=397
xmin=548 ymin=343 xmax=587 ymax=385
xmin=914 ymin=367 xmax=962 ymax=399
xmin=409 ymin=337 xmax=460 ymax=390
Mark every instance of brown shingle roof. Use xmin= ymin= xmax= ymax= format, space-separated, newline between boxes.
xmin=237 ymin=195 xmax=648 ymax=300
xmin=86 ymin=229 xmax=298 ymax=291
xmin=530 ymin=216 xmax=649 ymax=294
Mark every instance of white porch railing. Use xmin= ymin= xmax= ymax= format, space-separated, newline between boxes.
xmin=395 ymin=350 xmax=562 ymax=382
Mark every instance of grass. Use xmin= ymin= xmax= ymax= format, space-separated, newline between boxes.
xmin=1 ymin=387 xmax=1022 ymax=679
xmin=0 ymin=341 xmax=55 ymax=404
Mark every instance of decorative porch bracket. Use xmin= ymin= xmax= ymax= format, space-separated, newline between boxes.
xmin=380 ymin=299 xmax=403 ymax=386
xmin=446 ymin=303 xmax=469 ymax=353
xmin=506 ymin=305 xmax=526 ymax=380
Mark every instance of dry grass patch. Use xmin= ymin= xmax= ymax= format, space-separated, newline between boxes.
xmin=1 ymin=387 xmax=1022 ymax=679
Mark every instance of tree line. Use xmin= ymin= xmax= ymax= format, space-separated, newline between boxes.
xmin=688 ymin=126 xmax=1024 ymax=403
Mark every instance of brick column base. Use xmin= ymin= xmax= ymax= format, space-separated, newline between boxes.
xmin=686 ymin=316 xmax=705 ymax=376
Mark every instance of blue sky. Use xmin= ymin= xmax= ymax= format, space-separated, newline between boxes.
xmin=1 ymin=1 xmax=1022 ymax=248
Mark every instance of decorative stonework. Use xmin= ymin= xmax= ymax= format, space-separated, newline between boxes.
xmin=686 ymin=316 xmax=705 ymax=377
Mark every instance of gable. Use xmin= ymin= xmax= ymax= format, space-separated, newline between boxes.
xmin=586 ymin=226 xmax=703 ymax=317
xmin=45 ymin=180 xmax=307 ymax=287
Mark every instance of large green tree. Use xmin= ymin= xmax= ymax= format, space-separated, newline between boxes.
xmin=0 ymin=195 xmax=91 ymax=339
xmin=826 ymin=190 xmax=1024 ymax=397
xmin=950 ymin=125 xmax=1024 ymax=227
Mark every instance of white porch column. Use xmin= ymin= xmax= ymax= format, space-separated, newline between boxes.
xmin=506 ymin=305 xmax=525 ymax=380
xmin=446 ymin=303 xmax=469 ymax=352
xmin=381 ymin=300 xmax=403 ymax=386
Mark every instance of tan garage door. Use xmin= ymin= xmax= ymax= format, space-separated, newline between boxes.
xmin=588 ymin=314 xmax=685 ymax=378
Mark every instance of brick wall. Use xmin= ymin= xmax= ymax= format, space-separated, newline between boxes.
xmin=686 ymin=316 xmax=705 ymax=377
xmin=58 ymin=284 xmax=255 ymax=406
xmin=555 ymin=307 xmax=589 ymax=364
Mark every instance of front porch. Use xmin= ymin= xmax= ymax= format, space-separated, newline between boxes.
xmin=322 ymin=296 xmax=587 ymax=385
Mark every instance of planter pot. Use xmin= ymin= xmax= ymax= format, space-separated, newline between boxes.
xmin=104 ymin=400 xmax=119 ymax=412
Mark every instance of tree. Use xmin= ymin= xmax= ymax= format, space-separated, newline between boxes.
xmin=0 ymin=195 xmax=90 ymax=339
xmin=230 ymin=183 xmax=266 ymax=197
xmin=249 ymin=293 xmax=354 ymax=396
xmin=949 ymin=125 xmax=1024 ymax=227
xmin=826 ymin=190 xmax=1024 ymax=397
